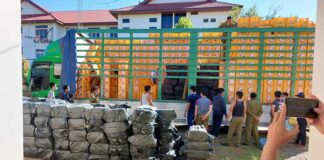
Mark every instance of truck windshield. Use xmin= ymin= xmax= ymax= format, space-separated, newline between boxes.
xmin=31 ymin=63 xmax=50 ymax=91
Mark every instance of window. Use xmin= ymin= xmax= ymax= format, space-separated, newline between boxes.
xmin=110 ymin=27 xmax=118 ymax=38
xmin=35 ymin=49 xmax=45 ymax=58
xmin=88 ymin=28 xmax=100 ymax=38
xmin=35 ymin=25 xmax=48 ymax=40
xmin=203 ymin=18 xmax=209 ymax=23
xmin=123 ymin=27 xmax=130 ymax=29
xmin=30 ymin=63 xmax=50 ymax=91
xmin=174 ymin=13 xmax=186 ymax=25
xmin=149 ymin=18 xmax=157 ymax=22
xmin=211 ymin=18 xmax=216 ymax=22
xmin=149 ymin=27 xmax=157 ymax=29
xmin=122 ymin=18 xmax=130 ymax=23
xmin=161 ymin=13 xmax=173 ymax=29
xmin=191 ymin=11 xmax=198 ymax=15
xmin=54 ymin=64 xmax=62 ymax=79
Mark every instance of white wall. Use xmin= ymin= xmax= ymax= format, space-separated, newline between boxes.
xmin=187 ymin=11 xmax=229 ymax=28
xmin=118 ymin=14 xmax=161 ymax=29
xmin=308 ymin=0 xmax=324 ymax=159
xmin=149 ymin=0 xmax=205 ymax=4
xmin=21 ymin=1 xmax=46 ymax=15
xmin=0 ymin=0 xmax=23 ymax=159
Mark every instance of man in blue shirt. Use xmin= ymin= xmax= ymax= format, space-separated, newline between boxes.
xmin=184 ymin=86 xmax=201 ymax=128
xmin=211 ymin=88 xmax=227 ymax=137
xmin=61 ymin=85 xmax=73 ymax=103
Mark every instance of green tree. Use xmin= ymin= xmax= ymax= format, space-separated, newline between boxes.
xmin=265 ymin=5 xmax=282 ymax=20
xmin=174 ymin=17 xmax=193 ymax=28
xmin=22 ymin=57 xmax=29 ymax=81
xmin=229 ymin=6 xmax=242 ymax=23
xmin=241 ymin=4 xmax=258 ymax=17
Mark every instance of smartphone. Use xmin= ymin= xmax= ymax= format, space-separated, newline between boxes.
xmin=285 ymin=98 xmax=319 ymax=118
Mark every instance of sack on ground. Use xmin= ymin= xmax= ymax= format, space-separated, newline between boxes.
xmin=68 ymin=105 xmax=86 ymax=119
xmin=24 ymin=125 xmax=35 ymax=137
xmin=187 ymin=125 xmax=211 ymax=142
xmin=86 ymin=119 xmax=103 ymax=132
xmin=186 ymin=142 xmax=213 ymax=151
xmin=130 ymin=108 xmax=156 ymax=124
xmin=185 ymin=150 xmax=211 ymax=160
xmin=109 ymin=144 xmax=130 ymax=156
xmin=35 ymin=127 xmax=52 ymax=138
xmin=157 ymin=132 xmax=173 ymax=145
xmin=69 ymin=119 xmax=86 ymax=130
xmin=69 ymin=130 xmax=87 ymax=142
xmin=130 ymin=145 xmax=156 ymax=158
xmin=24 ymin=147 xmax=38 ymax=158
xmin=88 ymin=154 xmax=110 ymax=160
xmin=128 ymin=134 xmax=157 ymax=147
xmin=156 ymin=109 xmax=177 ymax=122
xmin=54 ymin=140 xmax=69 ymax=150
xmin=132 ymin=122 xmax=155 ymax=135
xmin=35 ymin=138 xmax=53 ymax=149
xmin=103 ymin=108 xmax=128 ymax=123
xmin=24 ymin=137 xmax=36 ymax=148
xmin=87 ymin=132 xmax=107 ymax=144
xmin=50 ymin=117 xmax=68 ymax=129
xmin=53 ymin=129 xmax=69 ymax=140
xmin=34 ymin=116 xmax=50 ymax=128
xmin=23 ymin=114 xmax=33 ymax=125
xmin=70 ymin=141 xmax=90 ymax=153
xmin=102 ymin=122 xmax=129 ymax=134
xmin=70 ymin=152 xmax=89 ymax=160
xmin=106 ymin=131 xmax=129 ymax=145
xmin=37 ymin=148 xmax=53 ymax=160
xmin=36 ymin=103 xmax=51 ymax=117
xmin=51 ymin=105 xmax=68 ymax=117
xmin=110 ymin=156 xmax=130 ymax=160
xmin=85 ymin=107 xmax=107 ymax=120
xmin=54 ymin=150 xmax=71 ymax=160
xmin=89 ymin=143 xmax=109 ymax=155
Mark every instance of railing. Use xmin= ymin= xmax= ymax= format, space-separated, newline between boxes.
xmin=75 ymin=28 xmax=315 ymax=103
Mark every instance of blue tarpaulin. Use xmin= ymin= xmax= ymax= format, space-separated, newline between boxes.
xmin=59 ymin=29 xmax=77 ymax=94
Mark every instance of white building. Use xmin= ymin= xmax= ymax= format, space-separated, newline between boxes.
xmin=21 ymin=0 xmax=118 ymax=61
xmin=110 ymin=0 xmax=242 ymax=29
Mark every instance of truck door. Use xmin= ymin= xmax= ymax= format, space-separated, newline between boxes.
xmin=30 ymin=63 xmax=51 ymax=96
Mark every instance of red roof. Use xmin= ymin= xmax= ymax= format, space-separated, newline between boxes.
xmin=21 ymin=14 xmax=56 ymax=23
xmin=111 ymin=0 xmax=242 ymax=16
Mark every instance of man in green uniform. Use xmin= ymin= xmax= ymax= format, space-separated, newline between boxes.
xmin=244 ymin=92 xmax=263 ymax=146
xmin=219 ymin=16 xmax=237 ymax=61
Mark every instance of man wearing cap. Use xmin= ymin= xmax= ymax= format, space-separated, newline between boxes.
xmin=295 ymin=92 xmax=308 ymax=147
xmin=219 ymin=16 xmax=237 ymax=61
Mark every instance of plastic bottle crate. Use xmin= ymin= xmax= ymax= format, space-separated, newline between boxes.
xmin=238 ymin=17 xmax=250 ymax=28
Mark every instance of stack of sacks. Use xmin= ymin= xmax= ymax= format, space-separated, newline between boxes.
xmin=34 ymin=102 xmax=54 ymax=159
xmin=185 ymin=125 xmax=214 ymax=160
xmin=23 ymin=101 xmax=37 ymax=158
xmin=50 ymin=104 xmax=70 ymax=159
xmin=129 ymin=107 xmax=157 ymax=159
xmin=68 ymin=105 xmax=91 ymax=160
xmin=155 ymin=109 xmax=178 ymax=160
xmin=103 ymin=108 xmax=130 ymax=160
xmin=87 ymin=106 xmax=110 ymax=160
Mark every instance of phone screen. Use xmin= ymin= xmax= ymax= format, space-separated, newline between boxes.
xmin=285 ymin=98 xmax=319 ymax=118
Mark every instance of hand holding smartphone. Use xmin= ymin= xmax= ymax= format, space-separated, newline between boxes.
xmin=285 ymin=98 xmax=319 ymax=118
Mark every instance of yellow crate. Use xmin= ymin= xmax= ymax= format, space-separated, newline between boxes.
xmin=272 ymin=18 xmax=287 ymax=27
xmin=297 ymin=18 xmax=309 ymax=27
xmin=237 ymin=17 xmax=250 ymax=28
xmin=286 ymin=17 xmax=297 ymax=27
xmin=250 ymin=16 xmax=261 ymax=28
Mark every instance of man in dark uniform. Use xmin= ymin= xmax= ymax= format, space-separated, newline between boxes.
xmin=271 ymin=91 xmax=282 ymax=122
xmin=211 ymin=88 xmax=227 ymax=137
xmin=295 ymin=92 xmax=308 ymax=147
xmin=184 ymin=86 xmax=201 ymax=129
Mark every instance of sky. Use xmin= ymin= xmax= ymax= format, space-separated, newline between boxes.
xmin=33 ymin=0 xmax=317 ymax=21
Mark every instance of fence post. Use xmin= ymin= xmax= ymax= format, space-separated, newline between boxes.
xmin=128 ymin=32 xmax=134 ymax=100
xmin=291 ymin=32 xmax=299 ymax=96
xmin=224 ymin=30 xmax=232 ymax=104
xmin=257 ymin=32 xmax=265 ymax=100
xmin=188 ymin=32 xmax=198 ymax=91
xmin=100 ymin=32 xmax=105 ymax=99
xmin=158 ymin=32 xmax=163 ymax=100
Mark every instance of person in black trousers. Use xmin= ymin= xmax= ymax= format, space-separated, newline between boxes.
xmin=295 ymin=92 xmax=307 ymax=147
xmin=211 ymin=88 xmax=227 ymax=137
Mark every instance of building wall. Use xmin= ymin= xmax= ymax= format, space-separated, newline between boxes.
xmin=149 ymin=0 xmax=205 ymax=4
xmin=187 ymin=11 xmax=229 ymax=28
xmin=118 ymin=14 xmax=161 ymax=29
xmin=21 ymin=1 xmax=46 ymax=15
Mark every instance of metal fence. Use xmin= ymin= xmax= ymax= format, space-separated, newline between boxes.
xmin=75 ymin=28 xmax=315 ymax=103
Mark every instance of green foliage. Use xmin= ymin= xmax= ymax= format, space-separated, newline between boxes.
xmin=174 ymin=17 xmax=193 ymax=28
xmin=265 ymin=5 xmax=282 ymax=20
xmin=241 ymin=4 xmax=259 ymax=17
xmin=22 ymin=57 xmax=29 ymax=81
xmin=229 ymin=6 xmax=242 ymax=23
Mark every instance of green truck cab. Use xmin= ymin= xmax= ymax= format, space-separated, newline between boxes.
xmin=27 ymin=40 xmax=62 ymax=98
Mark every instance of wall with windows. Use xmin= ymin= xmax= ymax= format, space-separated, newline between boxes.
xmin=187 ymin=11 xmax=229 ymax=28
xmin=21 ymin=1 xmax=46 ymax=15
xmin=118 ymin=14 xmax=161 ymax=29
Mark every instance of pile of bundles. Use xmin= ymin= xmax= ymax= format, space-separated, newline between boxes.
xmin=51 ymin=104 xmax=70 ymax=159
xmin=102 ymin=108 xmax=130 ymax=160
xmin=185 ymin=125 xmax=214 ymax=160
xmin=85 ymin=106 xmax=110 ymax=159
xmin=155 ymin=109 xmax=179 ymax=160
xmin=23 ymin=101 xmax=37 ymax=158
xmin=129 ymin=107 xmax=157 ymax=159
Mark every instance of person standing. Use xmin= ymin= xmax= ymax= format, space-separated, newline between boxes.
xmin=295 ymin=92 xmax=307 ymax=147
xmin=271 ymin=91 xmax=282 ymax=122
xmin=61 ymin=85 xmax=73 ymax=103
xmin=195 ymin=89 xmax=213 ymax=130
xmin=222 ymin=91 xmax=247 ymax=147
xmin=211 ymin=88 xmax=227 ymax=137
xmin=141 ymin=85 xmax=154 ymax=106
xmin=48 ymin=82 xmax=57 ymax=100
xmin=89 ymin=86 xmax=100 ymax=104
xmin=281 ymin=92 xmax=289 ymax=103
xmin=184 ymin=86 xmax=201 ymax=128
xmin=244 ymin=92 xmax=263 ymax=146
